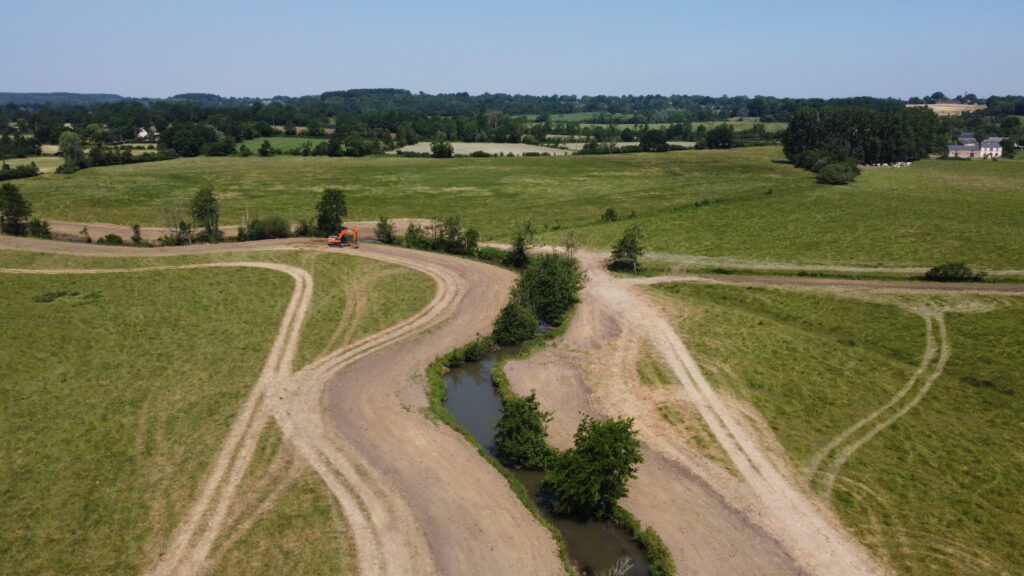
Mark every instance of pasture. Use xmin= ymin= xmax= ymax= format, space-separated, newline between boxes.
xmin=12 ymin=147 xmax=1024 ymax=268
xmin=648 ymin=282 xmax=1024 ymax=575
xmin=0 ymin=249 xmax=433 ymax=576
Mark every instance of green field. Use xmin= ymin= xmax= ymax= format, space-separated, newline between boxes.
xmin=239 ymin=136 xmax=328 ymax=153
xmin=11 ymin=147 xmax=1024 ymax=268
xmin=648 ymin=283 xmax=1024 ymax=575
xmin=0 ymin=249 xmax=433 ymax=575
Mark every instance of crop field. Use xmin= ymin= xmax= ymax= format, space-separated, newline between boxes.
xmin=238 ymin=136 xmax=329 ymax=153
xmin=4 ymin=155 xmax=63 ymax=173
xmin=12 ymin=147 xmax=1024 ymax=269
xmin=0 ymin=249 xmax=433 ymax=576
xmin=648 ymin=282 xmax=1024 ymax=575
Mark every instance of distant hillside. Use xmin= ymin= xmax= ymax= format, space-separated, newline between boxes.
xmin=0 ymin=92 xmax=125 ymax=106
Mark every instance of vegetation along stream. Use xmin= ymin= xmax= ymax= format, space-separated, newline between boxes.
xmin=443 ymin=347 xmax=653 ymax=575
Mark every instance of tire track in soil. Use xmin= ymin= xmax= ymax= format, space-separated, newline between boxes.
xmin=1 ymin=238 xmax=562 ymax=576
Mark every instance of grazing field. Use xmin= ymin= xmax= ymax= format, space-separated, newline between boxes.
xmin=13 ymin=147 xmax=1024 ymax=268
xmin=238 ymin=136 xmax=329 ymax=153
xmin=648 ymin=282 xmax=1024 ymax=575
xmin=0 ymin=249 xmax=434 ymax=576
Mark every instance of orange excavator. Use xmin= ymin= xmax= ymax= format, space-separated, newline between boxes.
xmin=326 ymin=226 xmax=359 ymax=248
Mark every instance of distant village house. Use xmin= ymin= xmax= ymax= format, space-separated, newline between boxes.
xmin=945 ymin=132 xmax=1004 ymax=159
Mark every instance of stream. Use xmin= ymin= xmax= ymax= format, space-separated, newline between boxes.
xmin=443 ymin=349 xmax=653 ymax=576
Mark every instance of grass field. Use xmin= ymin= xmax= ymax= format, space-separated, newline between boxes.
xmin=0 ymin=249 xmax=433 ymax=575
xmin=4 ymin=155 xmax=63 ymax=173
xmin=238 ymin=136 xmax=328 ymax=153
xmin=12 ymin=147 xmax=1024 ymax=268
xmin=648 ymin=283 xmax=1024 ymax=575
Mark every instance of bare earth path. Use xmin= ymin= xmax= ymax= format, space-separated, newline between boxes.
xmin=0 ymin=237 xmax=562 ymax=576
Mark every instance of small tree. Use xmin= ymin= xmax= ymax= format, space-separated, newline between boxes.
xmin=1003 ymin=138 xmax=1016 ymax=159
xmin=404 ymin=222 xmax=428 ymax=248
xmin=375 ymin=216 xmax=396 ymax=244
xmin=316 ymin=188 xmax=348 ymax=235
xmin=430 ymin=134 xmax=454 ymax=158
xmin=504 ymin=219 xmax=536 ymax=269
xmin=190 ymin=186 xmax=221 ymax=240
xmin=517 ymin=253 xmax=587 ymax=325
xmin=492 ymin=300 xmax=538 ymax=346
xmin=0 ymin=182 xmax=31 ymax=235
xmin=131 ymin=224 xmax=143 ymax=245
xmin=494 ymin=392 xmax=556 ymax=469
xmin=562 ymin=230 xmax=578 ymax=259
xmin=28 ymin=218 xmax=50 ymax=238
xmin=610 ymin=223 xmax=645 ymax=273
xmin=542 ymin=416 xmax=644 ymax=518
xmin=258 ymin=139 xmax=274 ymax=157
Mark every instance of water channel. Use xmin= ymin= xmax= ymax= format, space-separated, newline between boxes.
xmin=443 ymin=349 xmax=652 ymax=575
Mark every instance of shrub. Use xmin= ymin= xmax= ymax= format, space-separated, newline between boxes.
xmin=492 ymin=300 xmax=538 ymax=346
xmin=494 ymin=392 xmax=557 ymax=469
xmin=375 ymin=216 xmax=396 ymax=244
xmin=294 ymin=217 xmax=316 ymax=237
xmin=96 ymin=233 xmax=124 ymax=245
xmin=924 ymin=262 xmax=986 ymax=282
xmin=609 ymin=223 xmax=645 ymax=273
xmin=28 ymin=218 xmax=50 ymax=238
xmin=469 ymin=150 xmax=491 ymax=158
xmin=246 ymin=215 xmax=291 ymax=240
xmin=517 ymin=253 xmax=586 ymax=325
xmin=601 ymin=207 xmax=619 ymax=222
xmin=476 ymin=246 xmax=506 ymax=264
xmin=816 ymin=161 xmax=860 ymax=185
xmin=130 ymin=224 xmax=143 ymax=245
xmin=542 ymin=416 xmax=643 ymax=518
xmin=403 ymin=222 xmax=429 ymax=249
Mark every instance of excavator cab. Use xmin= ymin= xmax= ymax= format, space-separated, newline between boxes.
xmin=326 ymin=226 xmax=359 ymax=248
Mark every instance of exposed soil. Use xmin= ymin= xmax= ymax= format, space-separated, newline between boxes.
xmin=43 ymin=219 xmax=430 ymax=243
xmin=6 ymin=233 xmax=1023 ymax=576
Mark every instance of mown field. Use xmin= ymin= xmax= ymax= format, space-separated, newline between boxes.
xmin=0 ymin=249 xmax=434 ymax=576
xmin=648 ymin=283 xmax=1024 ymax=575
xmin=12 ymin=147 xmax=1024 ymax=268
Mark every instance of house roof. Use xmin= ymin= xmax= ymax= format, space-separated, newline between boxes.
xmin=947 ymin=145 xmax=980 ymax=151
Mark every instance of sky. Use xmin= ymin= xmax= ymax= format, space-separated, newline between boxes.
xmin=3 ymin=0 xmax=1021 ymax=99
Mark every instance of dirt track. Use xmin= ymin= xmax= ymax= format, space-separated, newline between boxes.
xmin=0 ymin=236 xmax=561 ymax=576
xmin=6 ymin=234 xmax=1022 ymax=576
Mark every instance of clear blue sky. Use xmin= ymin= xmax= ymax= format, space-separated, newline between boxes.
xmin=4 ymin=0 xmax=1021 ymax=99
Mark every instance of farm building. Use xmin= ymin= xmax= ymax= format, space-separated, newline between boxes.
xmin=945 ymin=133 xmax=1004 ymax=159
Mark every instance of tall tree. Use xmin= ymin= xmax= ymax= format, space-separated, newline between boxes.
xmin=315 ymin=188 xmax=348 ymax=235
xmin=0 ymin=182 xmax=32 ymax=235
xmin=58 ymin=131 xmax=84 ymax=173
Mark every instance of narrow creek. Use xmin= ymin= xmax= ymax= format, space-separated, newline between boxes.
xmin=443 ymin=348 xmax=653 ymax=576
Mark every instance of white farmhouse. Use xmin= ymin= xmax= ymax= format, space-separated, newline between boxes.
xmin=945 ymin=133 xmax=1004 ymax=159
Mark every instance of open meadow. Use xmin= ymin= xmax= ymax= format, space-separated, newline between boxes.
xmin=0 ymin=249 xmax=434 ymax=576
xmin=647 ymin=282 xmax=1024 ymax=575
xmin=13 ymin=147 xmax=1024 ymax=269
xmin=237 ymin=136 xmax=329 ymax=153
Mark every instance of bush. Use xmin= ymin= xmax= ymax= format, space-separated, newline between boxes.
xmin=815 ymin=161 xmax=860 ymax=185
xmin=28 ymin=218 xmax=50 ymax=238
xmin=96 ymin=233 xmax=124 ymax=245
xmin=542 ymin=416 xmax=643 ymax=518
xmin=469 ymin=150 xmax=491 ymax=158
xmin=492 ymin=300 xmax=538 ymax=346
xmin=924 ymin=262 xmax=986 ymax=282
xmin=476 ymin=246 xmax=506 ymax=264
xmin=246 ymin=215 xmax=291 ymax=240
xmin=609 ymin=223 xmax=645 ymax=273
xmin=494 ymin=392 xmax=557 ymax=469
xmin=517 ymin=253 xmax=586 ymax=325
xmin=375 ymin=216 xmax=396 ymax=244
xmin=601 ymin=207 xmax=619 ymax=222
xmin=130 ymin=224 xmax=143 ymax=245
xmin=293 ymin=217 xmax=316 ymax=237
xmin=403 ymin=222 xmax=429 ymax=249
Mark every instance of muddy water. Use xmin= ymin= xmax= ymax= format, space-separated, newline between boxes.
xmin=444 ymin=350 xmax=652 ymax=576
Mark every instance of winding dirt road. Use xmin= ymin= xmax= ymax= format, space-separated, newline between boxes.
xmin=6 ymin=233 xmax=1022 ymax=576
xmin=1 ymin=236 xmax=562 ymax=576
